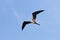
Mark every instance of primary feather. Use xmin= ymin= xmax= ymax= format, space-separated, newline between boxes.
xmin=22 ymin=21 xmax=31 ymax=30
xmin=32 ymin=10 xmax=44 ymax=19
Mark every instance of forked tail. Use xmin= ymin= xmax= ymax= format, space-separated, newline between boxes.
xmin=35 ymin=22 xmax=40 ymax=25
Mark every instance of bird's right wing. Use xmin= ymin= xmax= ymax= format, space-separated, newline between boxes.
xmin=22 ymin=21 xmax=31 ymax=30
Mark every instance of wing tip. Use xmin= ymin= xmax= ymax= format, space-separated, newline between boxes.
xmin=22 ymin=26 xmax=25 ymax=31
xmin=22 ymin=29 xmax=23 ymax=31
xmin=40 ymin=10 xmax=45 ymax=12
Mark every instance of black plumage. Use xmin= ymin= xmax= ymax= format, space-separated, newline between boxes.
xmin=32 ymin=10 xmax=44 ymax=19
xmin=22 ymin=21 xmax=31 ymax=30
xmin=22 ymin=10 xmax=44 ymax=30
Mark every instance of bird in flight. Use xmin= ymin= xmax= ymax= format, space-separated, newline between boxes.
xmin=22 ymin=10 xmax=44 ymax=30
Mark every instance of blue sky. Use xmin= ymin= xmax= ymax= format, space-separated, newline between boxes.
xmin=0 ymin=0 xmax=60 ymax=40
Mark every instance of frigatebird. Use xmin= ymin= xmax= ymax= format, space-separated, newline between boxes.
xmin=22 ymin=10 xmax=44 ymax=30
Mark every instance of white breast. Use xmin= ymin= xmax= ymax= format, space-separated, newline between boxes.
xmin=31 ymin=20 xmax=35 ymax=23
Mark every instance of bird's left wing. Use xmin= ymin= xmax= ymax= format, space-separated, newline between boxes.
xmin=32 ymin=10 xmax=44 ymax=19
xmin=22 ymin=21 xmax=31 ymax=30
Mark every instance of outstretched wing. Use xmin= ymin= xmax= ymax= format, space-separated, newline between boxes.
xmin=32 ymin=10 xmax=44 ymax=19
xmin=22 ymin=21 xmax=31 ymax=30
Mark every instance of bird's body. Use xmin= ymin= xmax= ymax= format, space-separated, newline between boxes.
xmin=31 ymin=19 xmax=36 ymax=23
xmin=22 ymin=10 xmax=44 ymax=30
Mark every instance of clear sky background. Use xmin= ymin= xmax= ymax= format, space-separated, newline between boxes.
xmin=0 ymin=0 xmax=60 ymax=40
